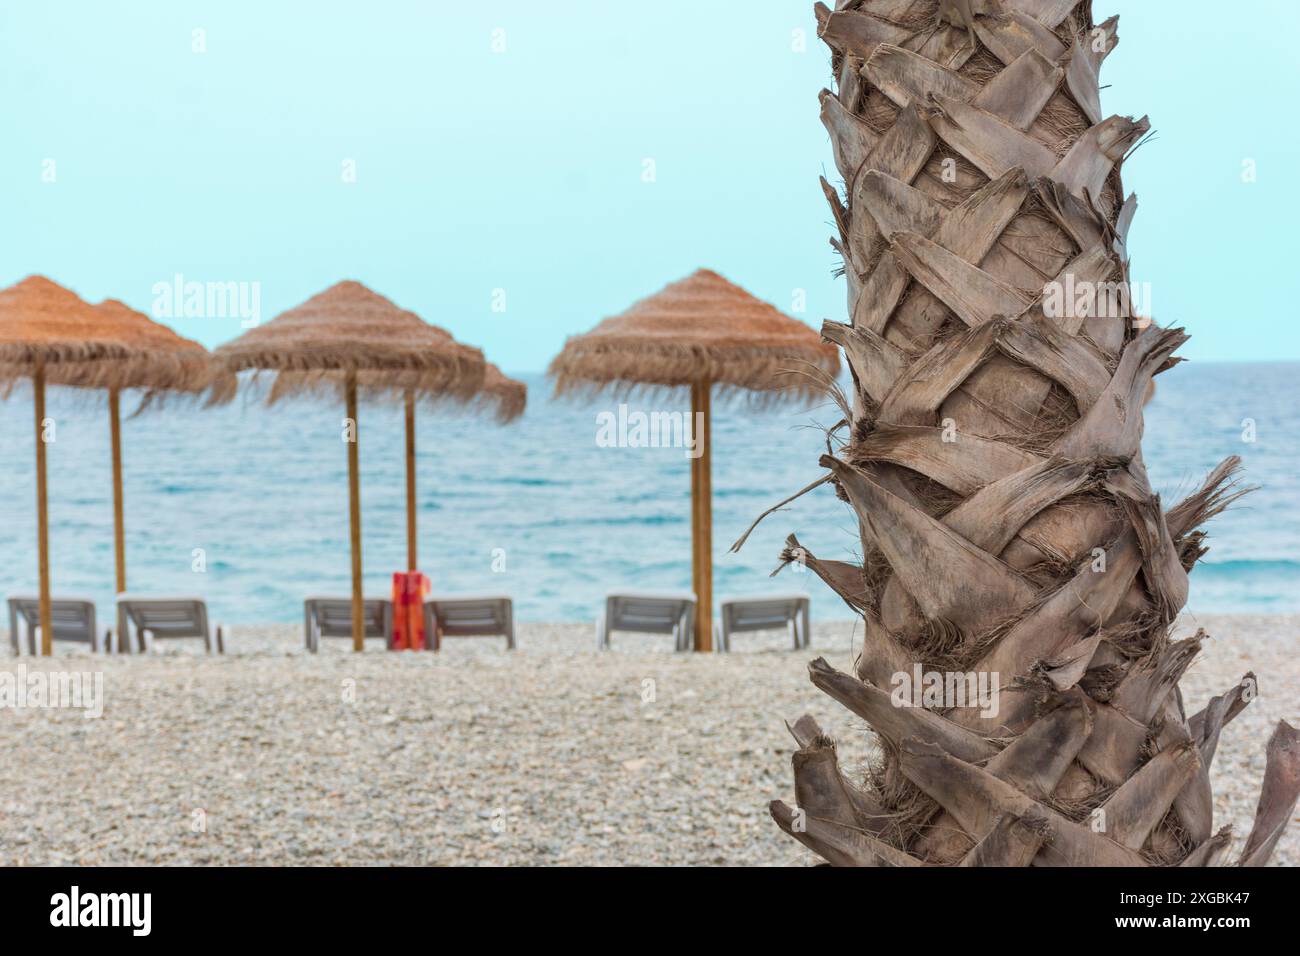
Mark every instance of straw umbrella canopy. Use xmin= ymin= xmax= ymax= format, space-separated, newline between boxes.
xmin=479 ymin=363 xmax=528 ymax=424
xmin=215 ymin=280 xmax=521 ymax=649
xmin=549 ymin=268 xmax=840 ymax=651
xmin=0 ymin=276 xmax=222 ymax=653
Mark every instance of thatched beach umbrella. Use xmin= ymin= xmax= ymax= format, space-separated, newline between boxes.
xmin=0 ymin=276 xmax=220 ymax=653
xmin=549 ymin=268 xmax=839 ymax=651
xmin=216 ymin=280 xmax=519 ymax=650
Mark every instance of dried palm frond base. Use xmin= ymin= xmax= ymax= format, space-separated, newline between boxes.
xmin=758 ymin=0 xmax=1299 ymax=866
xmin=773 ymin=657 xmax=1298 ymax=867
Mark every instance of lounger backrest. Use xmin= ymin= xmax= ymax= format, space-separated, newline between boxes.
xmin=9 ymin=598 xmax=96 ymax=643
xmin=725 ymin=598 xmax=804 ymax=632
xmin=311 ymin=600 xmax=389 ymax=638
xmin=609 ymin=596 xmax=687 ymax=634
xmin=122 ymin=600 xmax=208 ymax=640
xmin=428 ymin=598 xmax=509 ymax=636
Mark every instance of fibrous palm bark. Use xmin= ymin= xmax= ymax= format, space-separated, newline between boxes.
xmin=763 ymin=0 xmax=1299 ymax=866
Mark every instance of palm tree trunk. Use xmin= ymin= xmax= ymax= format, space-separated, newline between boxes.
xmin=769 ymin=0 xmax=1298 ymax=866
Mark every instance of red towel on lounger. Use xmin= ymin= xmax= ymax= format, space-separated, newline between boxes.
xmin=391 ymin=571 xmax=429 ymax=650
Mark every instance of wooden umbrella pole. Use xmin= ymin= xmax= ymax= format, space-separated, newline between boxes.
xmin=690 ymin=408 xmax=701 ymax=645
xmin=346 ymin=376 xmax=364 ymax=651
xmin=690 ymin=380 xmax=713 ymax=652
xmin=33 ymin=362 xmax=53 ymax=655
xmin=405 ymin=390 xmax=418 ymax=572
xmin=109 ymin=388 xmax=127 ymax=595
xmin=690 ymin=382 xmax=705 ymax=650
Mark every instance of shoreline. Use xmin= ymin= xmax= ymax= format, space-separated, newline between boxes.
xmin=9 ymin=611 xmax=1289 ymax=652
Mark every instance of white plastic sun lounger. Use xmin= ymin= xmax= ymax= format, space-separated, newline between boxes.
xmin=715 ymin=593 xmax=810 ymax=652
xmin=7 ymin=595 xmax=105 ymax=654
xmin=423 ymin=595 xmax=515 ymax=650
xmin=596 ymin=590 xmax=696 ymax=651
xmin=303 ymin=596 xmax=392 ymax=652
xmin=117 ymin=595 xmax=224 ymax=653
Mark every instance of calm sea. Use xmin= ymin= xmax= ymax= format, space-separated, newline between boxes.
xmin=0 ymin=363 xmax=1296 ymax=624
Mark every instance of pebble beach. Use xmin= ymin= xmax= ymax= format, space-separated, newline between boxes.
xmin=2 ymin=614 xmax=1295 ymax=866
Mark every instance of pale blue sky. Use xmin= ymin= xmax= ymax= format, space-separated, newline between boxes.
xmin=2 ymin=1 xmax=1297 ymax=369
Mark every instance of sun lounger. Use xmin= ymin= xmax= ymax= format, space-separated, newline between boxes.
xmin=715 ymin=593 xmax=810 ymax=652
xmin=423 ymin=595 xmax=515 ymax=650
xmin=116 ymin=595 xmax=223 ymax=653
xmin=7 ymin=595 xmax=105 ymax=654
xmin=596 ymin=590 xmax=696 ymax=651
xmin=303 ymin=596 xmax=392 ymax=652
